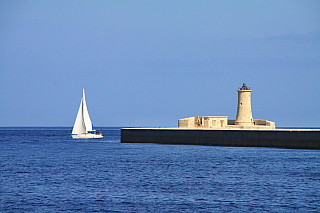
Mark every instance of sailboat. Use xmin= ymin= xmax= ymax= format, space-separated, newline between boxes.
xmin=71 ymin=89 xmax=103 ymax=139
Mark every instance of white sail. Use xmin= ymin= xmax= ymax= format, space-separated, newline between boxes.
xmin=71 ymin=88 xmax=103 ymax=138
xmin=82 ymin=88 xmax=93 ymax=132
xmin=72 ymin=99 xmax=86 ymax=134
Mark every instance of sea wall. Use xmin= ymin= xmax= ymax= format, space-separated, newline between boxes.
xmin=121 ymin=128 xmax=320 ymax=149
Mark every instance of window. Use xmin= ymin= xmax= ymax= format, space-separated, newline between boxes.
xmin=212 ymin=120 xmax=217 ymax=125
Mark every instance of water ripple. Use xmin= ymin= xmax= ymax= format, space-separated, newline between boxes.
xmin=0 ymin=128 xmax=319 ymax=212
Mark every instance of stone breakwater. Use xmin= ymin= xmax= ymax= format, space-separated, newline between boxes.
xmin=121 ymin=128 xmax=320 ymax=150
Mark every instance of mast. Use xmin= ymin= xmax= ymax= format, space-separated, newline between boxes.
xmin=82 ymin=88 xmax=93 ymax=132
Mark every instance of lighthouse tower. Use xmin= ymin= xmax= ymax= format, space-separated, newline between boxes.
xmin=235 ymin=83 xmax=253 ymax=126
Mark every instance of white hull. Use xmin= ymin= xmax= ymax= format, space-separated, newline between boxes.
xmin=72 ymin=133 xmax=104 ymax=139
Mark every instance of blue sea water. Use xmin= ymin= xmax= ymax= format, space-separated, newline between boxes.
xmin=0 ymin=127 xmax=319 ymax=212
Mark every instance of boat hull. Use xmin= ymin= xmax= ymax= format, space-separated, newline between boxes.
xmin=71 ymin=133 xmax=103 ymax=139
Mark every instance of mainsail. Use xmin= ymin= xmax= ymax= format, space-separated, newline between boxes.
xmin=72 ymin=89 xmax=94 ymax=134
xmin=82 ymin=89 xmax=93 ymax=132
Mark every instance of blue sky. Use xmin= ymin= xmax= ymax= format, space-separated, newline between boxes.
xmin=0 ymin=0 xmax=319 ymax=127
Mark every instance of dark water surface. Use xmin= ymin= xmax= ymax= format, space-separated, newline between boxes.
xmin=0 ymin=127 xmax=319 ymax=212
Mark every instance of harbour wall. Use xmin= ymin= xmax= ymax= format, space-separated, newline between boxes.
xmin=121 ymin=128 xmax=320 ymax=149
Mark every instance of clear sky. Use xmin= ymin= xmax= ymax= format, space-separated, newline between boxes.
xmin=1 ymin=0 xmax=319 ymax=127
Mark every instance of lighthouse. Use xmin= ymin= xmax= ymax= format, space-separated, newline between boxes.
xmin=235 ymin=83 xmax=253 ymax=126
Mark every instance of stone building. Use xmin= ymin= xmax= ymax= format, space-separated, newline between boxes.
xmin=178 ymin=83 xmax=275 ymax=129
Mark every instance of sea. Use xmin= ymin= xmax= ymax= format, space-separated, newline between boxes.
xmin=0 ymin=127 xmax=319 ymax=212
